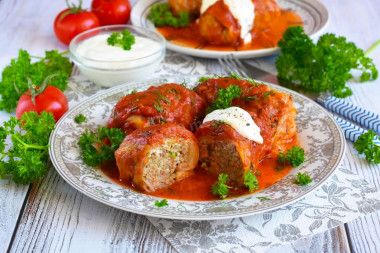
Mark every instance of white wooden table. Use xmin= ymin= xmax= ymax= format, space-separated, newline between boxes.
xmin=1 ymin=0 xmax=380 ymax=252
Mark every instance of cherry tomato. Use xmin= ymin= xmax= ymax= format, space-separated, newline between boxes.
xmin=91 ymin=0 xmax=131 ymax=26
xmin=54 ymin=1 xmax=100 ymax=45
xmin=16 ymin=86 xmax=69 ymax=122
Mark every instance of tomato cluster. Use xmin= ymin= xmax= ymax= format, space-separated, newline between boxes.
xmin=54 ymin=0 xmax=131 ymax=45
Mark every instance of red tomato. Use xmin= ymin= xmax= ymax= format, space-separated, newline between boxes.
xmin=54 ymin=7 xmax=100 ymax=45
xmin=16 ymin=86 xmax=69 ymax=122
xmin=91 ymin=0 xmax=131 ymax=26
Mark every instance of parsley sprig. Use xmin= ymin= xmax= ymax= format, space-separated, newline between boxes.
xmin=74 ymin=114 xmax=86 ymax=124
xmin=257 ymin=197 xmax=271 ymax=201
xmin=0 ymin=112 xmax=56 ymax=184
xmin=206 ymin=85 xmax=242 ymax=114
xmin=78 ymin=127 xmax=126 ymax=167
xmin=107 ymin=30 xmax=135 ymax=50
xmin=155 ymin=199 xmax=168 ymax=207
xmin=353 ymin=130 xmax=380 ymax=164
xmin=278 ymin=146 xmax=305 ymax=167
xmin=211 ymin=173 xmax=231 ymax=199
xmin=0 ymin=49 xmax=72 ymax=112
xmin=276 ymin=26 xmax=378 ymax=98
xmin=243 ymin=171 xmax=259 ymax=192
xmin=295 ymin=172 xmax=312 ymax=186
xmin=148 ymin=3 xmax=190 ymax=28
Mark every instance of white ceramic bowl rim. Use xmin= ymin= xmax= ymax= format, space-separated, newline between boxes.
xmin=69 ymin=24 xmax=166 ymax=64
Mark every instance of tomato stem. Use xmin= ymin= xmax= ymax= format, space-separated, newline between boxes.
xmin=24 ymin=75 xmax=59 ymax=106
xmin=66 ymin=0 xmax=83 ymax=13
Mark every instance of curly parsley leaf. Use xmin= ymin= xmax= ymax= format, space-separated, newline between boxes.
xmin=0 ymin=112 xmax=56 ymax=184
xmin=206 ymin=85 xmax=242 ymax=113
xmin=107 ymin=29 xmax=136 ymax=50
xmin=77 ymin=127 xmax=127 ymax=167
xmin=275 ymin=26 xmax=378 ymax=98
xmin=278 ymin=146 xmax=305 ymax=167
xmin=211 ymin=173 xmax=231 ymax=199
xmin=0 ymin=49 xmax=72 ymax=112
xmin=198 ymin=76 xmax=211 ymax=83
xmin=244 ymin=171 xmax=259 ymax=192
xmin=148 ymin=3 xmax=190 ymax=28
xmin=295 ymin=172 xmax=312 ymax=186
xmin=74 ymin=114 xmax=86 ymax=124
xmin=353 ymin=130 xmax=380 ymax=164
xmin=155 ymin=199 xmax=168 ymax=207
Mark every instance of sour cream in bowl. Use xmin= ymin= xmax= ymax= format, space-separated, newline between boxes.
xmin=70 ymin=25 xmax=165 ymax=87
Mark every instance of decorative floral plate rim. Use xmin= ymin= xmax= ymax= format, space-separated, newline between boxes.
xmin=49 ymin=75 xmax=345 ymax=220
xmin=130 ymin=0 xmax=329 ymax=59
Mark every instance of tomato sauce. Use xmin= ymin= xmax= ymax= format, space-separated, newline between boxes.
xmin=100 ymin=138 xmax=296 ymax=201
xmin=107 ymin=83 xmax=206 ymax=134
xmin=156 ymin=9 xmax=302 ymax=51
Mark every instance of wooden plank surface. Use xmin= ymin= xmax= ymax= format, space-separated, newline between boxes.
xmin=8 ymin=168 xmax=175 ymax=253
xmin=322 ymin=0 xmax=380 ymax=252
xmin=0 ymin=181 xmax=30 ymax=253
xmin=0 ymin=0 xmax=379 ymax=252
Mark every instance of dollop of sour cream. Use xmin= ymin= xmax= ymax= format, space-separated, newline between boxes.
xmin=76 ymin=34 xmax=161 ymax=69
xmin=200 ymin=0 xmax=255 ymax=43
xmin=203 ymin=107 xmax=263 ymax=144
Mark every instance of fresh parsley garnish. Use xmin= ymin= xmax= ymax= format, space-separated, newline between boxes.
xmin=0 ymin=49 xmax=72 ymax=112
xmin=153 ymin=102 xmax=162 ymax=113
xmin=77 ymin=127 xmax=126 ymax=167
xmin=278 ymin=146 xmax=305 ymax=167
xmin=154 ymin=91 xmax=171 ymax=105
xmin=295 ymin=172 xmax=312 ymax=186
xmin=243 ymin=96 xmax=259 ymax=102
xmin=74 ymin=114 xmax=86 ymax=123
xmin=107 ymin=29 xmax=135 ymax=50
xmin=0 ymin=112 xmax=56 ymax=184
xmin=276 ymin=26 xmax=378 ymax=98
xmin=211 ymin=173 xmax=231 ymax=199
xmin=229 ymin=72 xmax=257 ymax=85
xmin=155 ymin=199 xmax=168 ymax=207
xmin=263 ymin=90 xmax=275 ymax=98
xmin=198 ymin=76 xmax=210 ymax=83
xmin=206 ymin=85 xmax=242 ymax=113
xmin=168 ymin=151 xmax=177 ymax=158
xmin=243 ymin=171 xmax=259 ymax=192
xmin=257 ymin=197 xmax=271 ymax=201
xmin=353 ymin=130 xmax=380 ymax=164
xmin=148 ymin=3 xmax=190 ymax=28
xmin=230 ymin=71 xmax=243 ymax=80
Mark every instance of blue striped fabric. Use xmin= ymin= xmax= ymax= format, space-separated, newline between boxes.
xmin=332 ymin=115 xmax=380 ymax=145
xmin=318 ymin=96 xmax=380 ymax=134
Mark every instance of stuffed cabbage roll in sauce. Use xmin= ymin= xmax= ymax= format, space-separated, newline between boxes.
xmin=168 ymin=0 xmax=202 ymax=17
xmin=194 ymin=77 xmax=297 ymax=187
xmin=115 ymin=123 xmax=199 ymax=192
xmin=162 ymin=0 xmax=302 ymax=50
xmin=107 ymin=83 xmax=206 ymax=134
xmin=100 ymin=76 xmax=299 ymax=200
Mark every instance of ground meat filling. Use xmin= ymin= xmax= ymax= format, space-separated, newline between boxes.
xmin=199 ymin=140 xmax=244 ymax=186
xmin=142 ymin=138 xmax=193 ymax=192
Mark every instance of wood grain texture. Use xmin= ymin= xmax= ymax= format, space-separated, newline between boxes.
xmin=269 ymin=225 xmax=351 ymax=253
xmin=0 ymin=181 xmax=29 ymax=253
xmin=9 ymin=167 xmax=175 ymax=253
xmin=1 ymin=0 xmax=380 ymax=252
xmin=317 ymin=0 xmax=380 ymax=252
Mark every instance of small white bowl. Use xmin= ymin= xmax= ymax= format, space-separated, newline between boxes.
xmin=70 ymin=25 xmax=166 ymax=87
